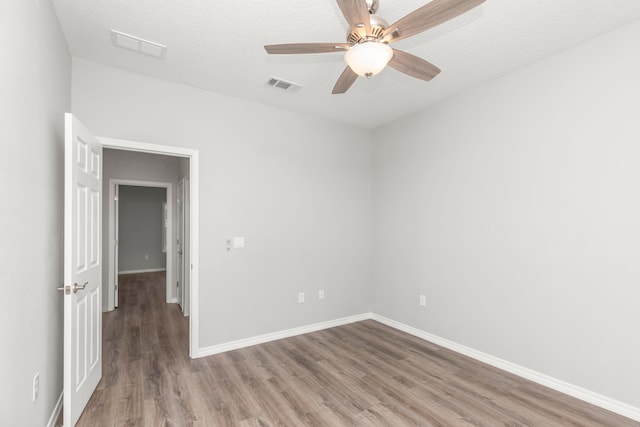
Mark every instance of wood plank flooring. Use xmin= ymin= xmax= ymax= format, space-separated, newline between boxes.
xmin=60 ymin=272 xmax=638 ymax=426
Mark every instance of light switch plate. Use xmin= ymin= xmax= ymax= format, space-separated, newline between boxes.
xmin=232 ymin=237 xmax=245 ymax=248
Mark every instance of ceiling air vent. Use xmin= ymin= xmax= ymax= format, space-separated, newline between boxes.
xmin=111 ymin=30 xmax=166 ymax=59
xmin=266 ymin=77 xmax=302 ymax=92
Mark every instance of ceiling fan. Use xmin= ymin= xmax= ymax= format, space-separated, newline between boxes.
xmin=264 ymin=0 xmax=485 ymax=94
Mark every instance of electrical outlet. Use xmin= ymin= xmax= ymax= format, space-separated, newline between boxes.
xmin=318 ymin=289 xmax=325 ymax=300
xmin=33 ymin=372 xmax=39 ymax=402
xmin=298 ymin=292 xmax=305 ymax=303
xmin=419 ymin=295 xmax=426 ymax=307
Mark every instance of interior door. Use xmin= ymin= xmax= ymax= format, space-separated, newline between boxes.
xmin=182 ymin=178 xmax=190 ymax=316
xmin=176 ymin=178 xmax=185 ymax=310
xmin=63 ymin=113 xmax=102 ymax=426
xmin=114 ymin=184 xmax=119 ymax=308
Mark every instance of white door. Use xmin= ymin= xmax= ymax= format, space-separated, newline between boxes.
xmin=177 ymin=178 xmax=185 ymax=309
xmin=113 ymin=184 xmax=119 ymax=308
xmin=182 ymin=178 xmax=191 ymax=316
xmin=63 ymin=113 xmax=102 ymax=426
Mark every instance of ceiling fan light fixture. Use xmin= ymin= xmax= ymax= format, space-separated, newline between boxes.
xmin=344 ymin=41 xmax=393 ymax=78
xmin=264 ymin=0 xmax=485 ymax=93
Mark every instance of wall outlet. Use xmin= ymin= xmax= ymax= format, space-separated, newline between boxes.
xmin=318 ymin=289 xmax=325 ymax=300
xmin=33 ymin=372 xmax=39 ymax=402
xmin=298 ymin=292 xmax=305 ymax=303
xmin=419 ymin=295 xmax=426 ymax=307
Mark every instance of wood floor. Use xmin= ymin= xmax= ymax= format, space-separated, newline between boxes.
xmin=60 ymin=272 xmax=638 ymax=426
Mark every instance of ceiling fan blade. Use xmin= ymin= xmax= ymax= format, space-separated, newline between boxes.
xmin=336 ymin=0 xmax=371 ymax=36
xmin=382 ymin=0 xmax=485 ymax=43
xmin=332 ymin=67 xmax=359 ymax=94
xmin=388 ymin=49 xmax=441 ymax=81
xmin=265 ymin=43 xmax=350 ymax=54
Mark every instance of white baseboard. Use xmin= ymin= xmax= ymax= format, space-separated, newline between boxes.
xmin=371 ymin=314 xmax=640 ymax=423
xmin=118 ymin=268 xmax=166 ymax=275
xmin=195 ymin=313 xmax=373 ymax=358
xmin=47 ymin=391 xmax=63 ymax=427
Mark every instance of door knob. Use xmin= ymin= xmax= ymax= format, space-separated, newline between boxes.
xmin=74 ymin=282 xmax=88 ymax=293
xmin=57 ymin=282 xmax=87 ymax=295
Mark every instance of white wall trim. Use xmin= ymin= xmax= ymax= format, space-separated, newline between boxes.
xmin=118 ymin=268 xmax=167 ymax=275
xmin=47 ymin=391 xmax=63 ymax=427
xmin=371 ymin=314 xmax=640 ymax=423
xmin=99 ymin=136 xmax=200 ymax=359
xmin=196 ymin=313 xmax=374 ymax=358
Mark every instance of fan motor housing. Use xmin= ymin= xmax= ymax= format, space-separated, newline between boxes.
xmin=347 ymin=14 xmax=388 ymax=45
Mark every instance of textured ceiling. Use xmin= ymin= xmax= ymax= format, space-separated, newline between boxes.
xmin=52 ymin=0 xmax=640 ymax=129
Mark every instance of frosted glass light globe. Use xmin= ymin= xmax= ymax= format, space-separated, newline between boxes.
xmin=344 ymin=41 xmax=393 ymax=77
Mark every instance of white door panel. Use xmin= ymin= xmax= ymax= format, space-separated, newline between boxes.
xmin=177 ymin=178 xmax=184 ymax=310
xmin=63 ymin=113 xmax=102 ymax=426
xmin=114 ymin=184 xmax=119 ymax=308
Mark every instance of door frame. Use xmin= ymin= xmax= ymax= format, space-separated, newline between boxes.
xmin=100 ymin=136 xmax=200 ymax=358
xmin=108 ymin=179 xmax=174 ymax=309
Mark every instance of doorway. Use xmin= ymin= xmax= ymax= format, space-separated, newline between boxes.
xmin=109 ymin=181 xmax=173 ymax=309
xmin=63 ymin=116 xmax=201 ymax=425
xmin=100 ymin=137 xmax=200 ymax=357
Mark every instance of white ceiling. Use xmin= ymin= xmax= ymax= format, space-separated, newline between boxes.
xmin=52 ymin=0 xmax=640 ymax=129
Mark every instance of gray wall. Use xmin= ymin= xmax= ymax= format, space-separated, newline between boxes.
xmin=0 ymin=0 xmax=70 ymax=425
xmin=118 ymin=186 xmax=167 ymax=273
xmin=373 ymin=20 xmax=640 ymax=408
xmin=102 ymin=149 xmax=181 ymax=309
xmin=72 ymin=57 xmax=374 ymax=346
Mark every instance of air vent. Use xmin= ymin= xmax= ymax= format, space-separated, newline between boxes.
xmin=265 ymin=77 xmax=302 ymax=92
xmin=111 ymin=30 xmax=166 ymax=59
